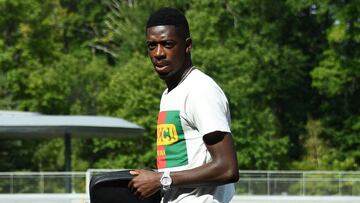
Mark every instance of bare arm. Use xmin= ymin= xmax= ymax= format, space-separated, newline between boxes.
xmin=171 ymin=131 xmax=239 ymax=186
xmin=128 ymin=131 xmax=239 ymax=199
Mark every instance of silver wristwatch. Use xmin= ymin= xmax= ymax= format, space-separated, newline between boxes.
xmin=160 ymin=171 xmax=172 ymax=191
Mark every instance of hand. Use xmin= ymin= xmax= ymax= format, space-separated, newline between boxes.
xmin=128 ymin=169 xmax=162 ymax=199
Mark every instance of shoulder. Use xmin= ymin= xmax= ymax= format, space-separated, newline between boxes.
xmin=189 ymin=69 xmax=218 ymax=86
xmin=188 ymin=69 xmax=227 ymax=99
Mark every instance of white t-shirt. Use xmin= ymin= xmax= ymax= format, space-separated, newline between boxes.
xmin=156 ymin=69 xmax=235 ymax=203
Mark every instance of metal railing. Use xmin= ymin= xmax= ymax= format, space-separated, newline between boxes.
xmin=236 ymin=171 xmax=360 ymax=196
xmin=0 ymin=172 xmax=86 ymax=194
xmin=0 ymin=170 xmax=360 ymax=195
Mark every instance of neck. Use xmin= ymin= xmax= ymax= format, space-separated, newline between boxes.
xmin=166 ymin=62 xmax=194 ymax=92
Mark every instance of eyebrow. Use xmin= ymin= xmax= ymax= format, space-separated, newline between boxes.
xmin=146 ymin=39 xmax=176 ymax=43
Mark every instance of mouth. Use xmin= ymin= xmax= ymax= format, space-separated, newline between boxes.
xmin=154 ymin=63 xmax=170 ymax=74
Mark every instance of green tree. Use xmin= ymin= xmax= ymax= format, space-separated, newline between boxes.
xmin=1 ymin=0 xmax=359 ymax=171
xmin=0 ymin=0 xmax=111 ymax=171
xmin=310 ymin=0 xmax=360 ymax=168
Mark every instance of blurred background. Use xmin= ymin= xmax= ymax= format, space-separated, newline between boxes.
xmin=0 ymin=0 xmax=359 ymax=199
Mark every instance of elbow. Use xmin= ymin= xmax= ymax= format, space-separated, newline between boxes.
xmin=225 ymin=167 xmax=239 ymax=183
xmin=216 ymin=163 xmax=239 ymax=184
xmin=231 ymin=169 xmax=239 ymax=183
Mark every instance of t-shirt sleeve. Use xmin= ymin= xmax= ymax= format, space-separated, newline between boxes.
xmin=185 ymin=84 xmax=231 ymax=136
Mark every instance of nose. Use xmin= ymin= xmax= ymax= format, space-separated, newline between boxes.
xmin=154 ymin=44 xmax=165 ymax=59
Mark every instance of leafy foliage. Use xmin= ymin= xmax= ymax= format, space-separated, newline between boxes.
xmin=0 ymin=0 xmax=359 ymax=171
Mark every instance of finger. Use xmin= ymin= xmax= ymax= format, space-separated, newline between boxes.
xmin=134 ymin=188 xmax=142 ymax=199
xmin=130 ymin=170 xmax=140 ymax=175
xmin=128 ymin=180 xmax=134 ymax=191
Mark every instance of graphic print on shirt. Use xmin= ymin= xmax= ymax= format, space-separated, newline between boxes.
xmin=157 ymin=110 xmax=188 ymax=169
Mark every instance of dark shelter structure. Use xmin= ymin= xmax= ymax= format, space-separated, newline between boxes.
xmin=0 ymin=110 xmax=145 ymax=192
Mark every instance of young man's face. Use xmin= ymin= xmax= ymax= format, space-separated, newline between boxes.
xmin=146 ymin=25 xmax=188 ymax=81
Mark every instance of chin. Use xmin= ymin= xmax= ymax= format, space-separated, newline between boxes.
xmin=158 ymin=74 xmax=168 ymax=80
xmin=156 ymin=71 xmax=173 ymax=80
xmin=155 ymin=68 xmax=180 ymax=82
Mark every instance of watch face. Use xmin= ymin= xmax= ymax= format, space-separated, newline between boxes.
xmin=161 ymin=176 xmax=172 ymax=186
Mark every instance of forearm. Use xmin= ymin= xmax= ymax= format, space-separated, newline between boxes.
xmin=169 ymin=160 xmax=238 ymax=188
xmin=167 ymin=133 xmax=239 ymax=188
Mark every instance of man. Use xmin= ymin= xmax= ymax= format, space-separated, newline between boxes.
xmin=128 ymin=7 xmax=239 ymax=203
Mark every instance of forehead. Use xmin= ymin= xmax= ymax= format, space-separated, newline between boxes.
xmin=146 ymin=25 xmax=179 ymax=41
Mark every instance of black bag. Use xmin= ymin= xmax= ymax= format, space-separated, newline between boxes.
xmin=89 ymin=170 xmax=161 ymax=203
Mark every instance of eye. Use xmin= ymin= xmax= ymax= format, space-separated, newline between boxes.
xmin=147 ymin=42 xmax=156 ymax=50
xmin=163 ymin=41 xmax=175 ymax=48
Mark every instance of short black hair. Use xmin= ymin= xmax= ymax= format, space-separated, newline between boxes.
xmin=146 ymin=7 xmax=190 ymax=38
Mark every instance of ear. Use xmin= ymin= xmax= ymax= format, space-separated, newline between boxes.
xmin=185 ymin=37 xmax=192 ymax=54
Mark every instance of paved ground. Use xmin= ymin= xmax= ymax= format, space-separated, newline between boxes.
xmin=231 ymin=196 xmax=360 ymax=203
xmin=1 ymin=194 xmax=360 ymax=203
